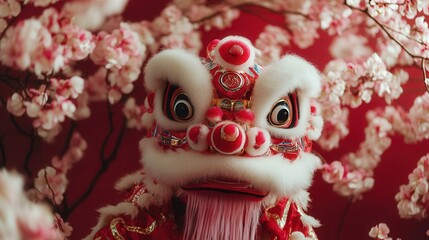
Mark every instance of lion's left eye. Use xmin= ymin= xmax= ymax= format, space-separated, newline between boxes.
xmin=267 ymin=95 xmax=297 ymax=128
xmin=163 ymin=83 xmax=194 ymax=122
xmin=172 ymin=94 xmax=193 ymax=121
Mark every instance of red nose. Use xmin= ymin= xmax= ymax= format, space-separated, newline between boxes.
xmin=221 ymin=124 xmax=239 ymax=141
xmin=210 ymin=122 xmax=245 ymax=155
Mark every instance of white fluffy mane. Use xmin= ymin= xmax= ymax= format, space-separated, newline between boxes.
xmin=140 ymin=138 xmax=321 ymax=200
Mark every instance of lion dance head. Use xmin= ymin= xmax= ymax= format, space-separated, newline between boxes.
xmin=88 ymin=36 xmax=324 ymax=240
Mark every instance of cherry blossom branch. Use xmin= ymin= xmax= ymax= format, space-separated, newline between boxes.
xmin=237 ymin=5 xmax=293 ymax=32
xmin=236 ymin=3 xmax=311 ymax=20
xmin=9 ymin=115 xmax=35 ymax=177
xmin=24 ymin=133 xmax=36 ymax=178
xmin=382 ymin=24 xmax=425 ymax=45
xmin=44 ymin=166 xmax=59 ymax=207
xmin=9 ymin=115 xmax=32 ymax=137
xmin=344 ymin=2 xmax=429 ymax=93
xmin=191 ymin=2 xmax=310 ymax=24
xmin=0 ymin=134 xmax=6 ymax=167
xmin=337 ymin=197 xmax=354 ymax=240
xmin=422 ymin=60 xmax=429 ymax=92
xmin=63 ymin=108 xmax=126 ymax=219
xmin=60 ymin=121 xmax=77 ymax=158
xmin=100 ymin=102 xmax=115 ymax=162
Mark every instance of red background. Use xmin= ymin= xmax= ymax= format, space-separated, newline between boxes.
xmin=1 ymin=1 xmax=428 ymax=239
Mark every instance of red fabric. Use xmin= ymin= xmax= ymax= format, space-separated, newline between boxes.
xmin=93 ymin=192 xmax=315 ymax=240
xmin=94 ymin=202 xmax=181 ymax=240
xmin=260 ymin=198 xmax=316 ymax=240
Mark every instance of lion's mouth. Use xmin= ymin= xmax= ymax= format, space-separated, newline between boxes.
xmin=182 ymin=178 xmax=268 ymax=199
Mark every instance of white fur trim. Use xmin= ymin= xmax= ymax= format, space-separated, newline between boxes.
xmin=140 ymin=138 xmax=322 ymax=198
xmin=245 ymin=127 xmax=270 ymax=156
xmin=83 ymin=202 xmax=139 ymax=240
xmin=300 ymin=214 xmax=321 ymax=228
xmin=140 ymin=172 xmax=173 ymax=207
xmin=114 ymin=171 xmax=144 ymax=191
xmin=252 ymin=55 xmax=321 ymax=139
xmin=291 ymin=190 xmax=311 ymax=211
xmin=187 ymin=124 xmax=210 ymax=152
xmin=211 ymin=36 xmax=256 ymax=71
xmin=290 ymin=231 xmax=306 ymax=240
xmin=144 ymin=49 xmax=213 ymax=131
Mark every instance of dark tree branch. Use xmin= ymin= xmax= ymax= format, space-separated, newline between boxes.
xmin=24 ymin=132 xmax=36 ymax=178
xmin=60 ymin=121 xmax=77 ymax=157
xmin=336 ymin=197 xmax=354 ymax=240
xmin=63 ymin=113 xmax=127 ymax=220
xmin=44 ymin=166 xmax=59 ymax=207
xmin=190 ymin=2 xmax=310 ymax=24
xmin=0 ymin=134 xmax=6 ymax=167
xmin=10 ymin=115 xmax=32 ymax=137
xmin=100 ymin=101 xmax=115 ymax=163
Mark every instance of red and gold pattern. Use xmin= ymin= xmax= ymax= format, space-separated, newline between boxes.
xmin=94 ymin=185 xmax=317 ymax=240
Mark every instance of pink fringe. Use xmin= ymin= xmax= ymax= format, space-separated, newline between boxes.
xmin=183 ymin=191 xmax=262 ymax=240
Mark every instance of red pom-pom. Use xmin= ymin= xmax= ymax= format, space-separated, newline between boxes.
xmin=310 ymin=104 xmax=317 ymax=114
xmin=206 ymin=106 xmax=223 ymax=123
xmin=235 ymin=109 xmax=254 ymax=124
xmin=255 ymin=131 xmax=266 ymax=146
xmin=187 ymin=126 xmax=201 ymax=144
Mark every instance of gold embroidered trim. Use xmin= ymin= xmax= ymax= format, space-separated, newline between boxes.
xmin=109 ymin=215 xmax=166 ymax=239
xmin=308 ymin=226 xmax=318 ymax=240
xmin=124 ymin=184 xmax=147 ymax=206
xmin=296 ymin=205 xmax=318 ymax=240
xmin=265 ymin=198 xmax=292 ymax=229
xmin=110 ymin=218 xmax=125 ymax=240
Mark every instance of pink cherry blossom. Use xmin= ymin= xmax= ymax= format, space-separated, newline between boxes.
xmin=151 ymin=5 xmax=202 ymax=53
xmin=90 ymin=23 xmax=145 ymax=103
xmin=51 ymin=132 xmax=87 ymax=173
xmin=123 ymin=97 xmax=146 ymax=130
xmin=29 ymin=0 xmax=60 ymax=7
xmin=395 ymin=154 xmax=429 ymax=219
xmin=0 ymin=8 xmax=94 ymax=77
xmin=34 ymin=167 xmax=67 ymax=204
xmin=33 ymin=131 xmax=86 ymax=210
xmin=91 ymin=23 xmax=144 ymax=69
xmin=330 ymin=33 xmax=372 ymax=61
xmin=62 ymin=0 xmax=129 ymax=31
xmin=7 ymin=92 xmax=25 ymax=116
xmin=322 ymin=161 xmax=345 ymax=183
xmin=0 ymin=169 xmax=58 ymax=240
xmin=369 ymin=223 xmax=391 ymax=239
xmin=255 ymin=25 xmax=290 ymax=65
xmin=0 ymin=0 xmax=21 ymax=19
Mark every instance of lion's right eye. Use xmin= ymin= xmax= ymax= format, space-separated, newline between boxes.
xmin=267 ymin=93 xmax=298 ymax=129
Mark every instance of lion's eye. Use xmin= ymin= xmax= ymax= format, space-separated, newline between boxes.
xmin=163 ymin=83 xmax=194 ymax=122
xmin=267 ymin=94 xmax=297 ymax=128
xmin=172 ymin=94 xmax=193 ymax=121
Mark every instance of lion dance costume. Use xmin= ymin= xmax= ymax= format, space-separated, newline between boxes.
xmin=86 ymin=35 xmax=324 ymax=240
